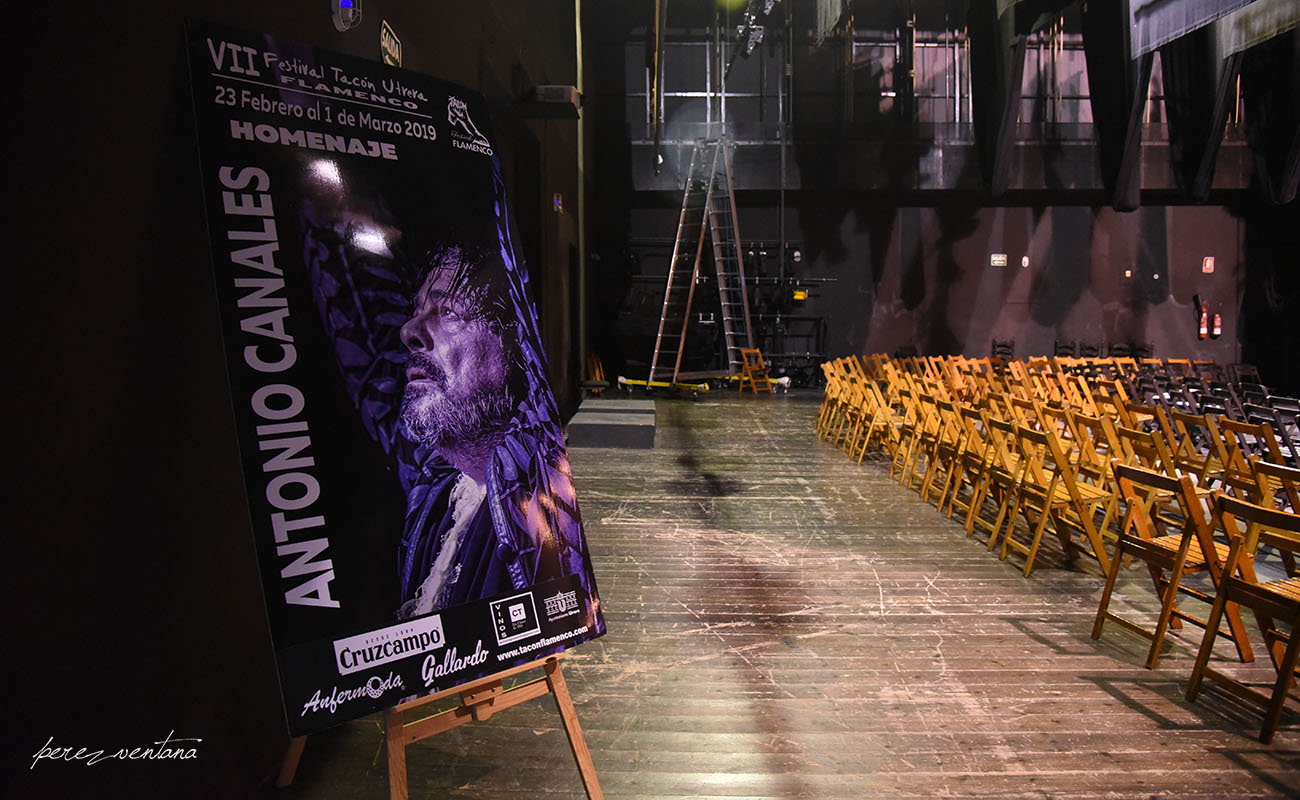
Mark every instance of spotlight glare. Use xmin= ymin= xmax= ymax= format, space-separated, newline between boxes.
xmin=350 ymin=226 xmax=391 ymax=256
xmin=311 ymin=159 xmax=342 ymax=186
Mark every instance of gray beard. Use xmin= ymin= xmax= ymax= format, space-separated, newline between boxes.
xmin=401 ymin=381 xmax=515 ymax=454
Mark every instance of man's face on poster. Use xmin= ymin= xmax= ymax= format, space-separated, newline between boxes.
xmin=399 ymin=265 xmax=516 ymax=452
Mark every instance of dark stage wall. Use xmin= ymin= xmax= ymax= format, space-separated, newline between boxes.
xmin=804 ymin=203 xmax=1243 ymax=363
xmin=5 ymin=3 xmax=580 ymax=797
xmin=609 ymin=198 xmax=1300 ymax=393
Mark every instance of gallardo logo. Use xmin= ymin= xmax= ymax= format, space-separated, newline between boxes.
xmin=332 ymin=616 xmax=445 ymax=675
xmin=447 ymin=96 xmax=493 ymax=155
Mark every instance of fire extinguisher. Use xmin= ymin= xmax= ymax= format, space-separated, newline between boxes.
xmin=1199 ymin=303 xmax=1209 ymax=339
xmin=1211 ymin=313 xmax=1222 ymax=339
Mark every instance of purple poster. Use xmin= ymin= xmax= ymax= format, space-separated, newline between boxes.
xmin=187 ymin=21 xmax=604 ymax=736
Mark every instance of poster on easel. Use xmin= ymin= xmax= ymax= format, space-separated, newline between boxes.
xmin=186 ymin=21 xmax=604 ymax=737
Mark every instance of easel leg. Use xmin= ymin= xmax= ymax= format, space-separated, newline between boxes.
xmin=276 ymin=735 xmax=307 ymax=788
xmin=544 ymin=659 xmax=604 ymax=800
xmin=380 ymin=655 xmax=601 ymax=799
xmin=385 ymin=707 xmax=409 ymax=800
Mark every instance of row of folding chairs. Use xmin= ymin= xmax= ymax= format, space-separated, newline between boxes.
xmin=949 ymin=354 xmax=1300 ymax=471
xmin=818 ymin=353 xmax=1300 ymax=743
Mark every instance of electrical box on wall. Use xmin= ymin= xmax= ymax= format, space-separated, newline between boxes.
xmin=534 ymin=85 xmax=580 ymax=107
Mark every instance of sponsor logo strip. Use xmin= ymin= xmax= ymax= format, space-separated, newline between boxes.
xmin=332 ymin=615 xmax=445 ymax=675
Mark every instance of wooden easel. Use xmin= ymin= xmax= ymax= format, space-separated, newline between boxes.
xmin=277 ymin=653 xmax=602 ymax=799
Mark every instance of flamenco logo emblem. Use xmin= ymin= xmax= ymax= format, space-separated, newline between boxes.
xmin=447 ymin=96 xmax=493 ymax=155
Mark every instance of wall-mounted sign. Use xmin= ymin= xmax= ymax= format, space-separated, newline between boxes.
xmin=380 ymin=20 xmax=401 ymax=67
xmin=186 ymin=21 xmax=603 ymax=736
xmin=990 ymin=253 xmax=1008 ymax=267
xmin=1203 ymin=256 xmax=1215 ymax=273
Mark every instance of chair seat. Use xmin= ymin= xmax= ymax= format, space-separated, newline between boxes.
xmin=1265 ymin=576 xmax=1300 ymax=602
xmin=1073 ymin=482 xmax=1113 ymax=503
xmin=1144 ymin=534 xmax=1233 ymax=569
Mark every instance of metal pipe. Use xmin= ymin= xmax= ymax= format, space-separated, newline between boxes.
xmin=779 ymin=3 xmax=790 ymax=279
xmin=954 ymin=27 xmax=962 ymax=124
xmin=652 ymin=0 xmax=666 ymax=173
xmin=576 ymin=0 xmax=587 ymax=382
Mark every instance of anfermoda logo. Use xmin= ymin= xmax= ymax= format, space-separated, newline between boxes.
xmin=447 ymin=96 xmax=493 ymax=156
xmin=301 ymin=671 xmax=406 ymax=717
xmin=489 ymin=592 xmax=541 ymax=645
xmin=332 ymin=615 xmax=445 ymax=676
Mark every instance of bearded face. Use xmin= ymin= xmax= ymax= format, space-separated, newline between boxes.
xmin=399 ymin=268 xmax=516 ymax=452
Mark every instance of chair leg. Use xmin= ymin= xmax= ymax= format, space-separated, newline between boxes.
xmin=1020 ymin=507 xmax=1055 ymax=578
xmin=1145 ymin=556 xmax=1190 ymax=669
xmin=1221 ymin=601 xmax=1256 ymax=664
xmin=1187 ymin=583 xmax=1234 ymax=703
xmin=989 ymin=486 xmax=1016 ymax=552
xmin=1260 ymin=629 xmax=1300 ymax=744
xmin=993 ymin=492 xmax=1023 ymax=555
xmin=1091 ymin=537 xmax=1126 ymax=641
xmin=964 ymin=477 xmax=989 ymax=536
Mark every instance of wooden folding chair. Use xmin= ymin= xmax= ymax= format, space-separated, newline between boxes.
xmin=828 ymin=361 xmax=864 ymax=449
xmin=900 ymin=392 xmax=946 ymax=493
xmin=997 ymin=425 xmax=1073 ymax=574
xmin=1087 ymin=384 xmax=1131 ymax=429
xmin=837 ymin=382 xmax=870 ymax=456
xmin=1092 ymin=463 xmax=1254 ymax=668
xmin=1186 ymin=493 xmax=1300 ymax=743
xmin=943 ymin=405 xmax=990 ymax=521
xmin=845 ymin=381 xmax=886 ymax=462
xmin=1216 ymin=417 xmax=1287 ymax=500
xmin=1255 ymin=460 xmax=1300 ymax=515
xmin=1114 ymin=424 xmax=1179 ymax=480
xmin=817 ymin=361 xmax=848 ymax=440
xmin=919 ymin=398 xmax=967 ymax=506
xmin=1040 ymin=403 xmax=1080 ymax=453
xmin=738 ymin=347 xmax=774 ymax=394
xmin=862 ymin=381 xmax=905 ymax=464
xmin=1067 ymin=411 xmax=1123 ymax=490
xmin=965 ymin=416 xmax=1022 ymax=548
xmin=816 ymin=362 xmax=841 ymax=438
xmin=1253 ymin=460 xmax=1300 ymax=577
xmin=581 ymin=353 xmax=608 ymax=398
xmin=1168 ymin=410 xmax=1230 ymax=489
xmin=1245 ymin=403 xmax=1300 ymax=468
xmin=1124 ymin=400 xmax=1174 ymax=440
xmin=888 ymin=388 xmax=924 ymax=482
xmin=1008 ymin=395 xmax=1044 ymax=430
xmin=999 ymin=425 xmax=1115 ymax=577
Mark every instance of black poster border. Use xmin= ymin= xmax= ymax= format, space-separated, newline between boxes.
xmin=185 ymin=20 xmax=604 ymax=738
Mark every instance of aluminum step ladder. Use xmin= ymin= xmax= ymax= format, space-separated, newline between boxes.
xmin=647 ymin=137 xmax=754 ymax=383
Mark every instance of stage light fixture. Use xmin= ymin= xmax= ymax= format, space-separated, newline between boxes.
xmin=332 ymin=0 xmax=363 ymax=33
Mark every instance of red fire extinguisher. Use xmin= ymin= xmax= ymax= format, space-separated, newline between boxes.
xmin=1198 ymin=301 xmax=1209 ymax=339
xmin=1211 ymin=313 xmax=1222 ymax=339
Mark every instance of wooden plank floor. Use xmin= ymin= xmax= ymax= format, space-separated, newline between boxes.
xmin=280 ymin=392 xmax=1300 ymax=799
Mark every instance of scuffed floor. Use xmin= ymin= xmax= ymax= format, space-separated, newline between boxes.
xmin=280 ymin=391 xmax=1300 ymax=799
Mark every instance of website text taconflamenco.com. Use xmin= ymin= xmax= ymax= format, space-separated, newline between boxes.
xmin=495 ymin=626 xmax=590 ymax=662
